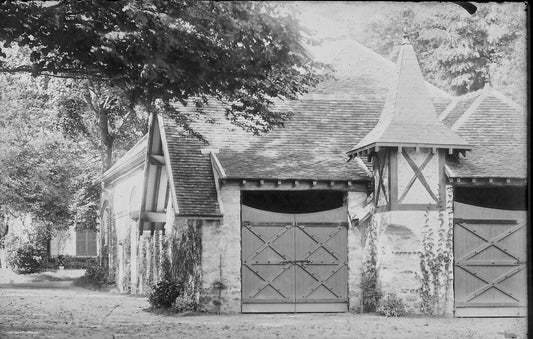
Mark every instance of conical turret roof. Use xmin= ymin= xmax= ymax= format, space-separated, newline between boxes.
xmin=348 ymin=36 xmax=470 ymax=157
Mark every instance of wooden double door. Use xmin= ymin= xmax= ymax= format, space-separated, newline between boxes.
xmin=241 ymin=205 xmax=348 ymax=313
xmin=454 ymin=203 xmax=527 ymax=317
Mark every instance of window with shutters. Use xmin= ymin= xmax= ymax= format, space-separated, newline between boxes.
xmin=76 ymin=230 xmax=97 ymax=257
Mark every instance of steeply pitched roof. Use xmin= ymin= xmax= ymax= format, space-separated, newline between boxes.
xmin=445 ymin=86 xmax=527 ymax=179
xmin=348 ymin=37 xmax=470 ymax=156
xmin=161 ymin=118 xmax=221 ymax=216
xmin=175 ymin=40 xmax=453 ymax=182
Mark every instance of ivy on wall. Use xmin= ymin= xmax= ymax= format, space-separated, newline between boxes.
xmin=170 ymin=221 xmax=202 ymax=302
xmin=417 ymin=187 xmax=453 ymax=316
xmin=361 ymin=215 xmax=381 ymax=312
xmin=121 ymin=232 xmax=131 ymax=292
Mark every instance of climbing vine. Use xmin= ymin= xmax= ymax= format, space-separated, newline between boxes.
xmin=121 ymin=233 xmax=131 ymax=292
xmin=417 ymin=186 xmax=453 ymax=315
xmin=170 ymin=220 xmax=203 ymax=309
xmin=361 ymin=215 xmax=381 ymax=312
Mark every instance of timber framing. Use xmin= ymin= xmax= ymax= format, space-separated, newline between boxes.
xmin=444 ymin=164 xmax=526 ymax=186
xmin=350 ymin=144 xmax=469 ymax=161
xmin=220 ymin=178 xmax=368 ymax=192
xmin=448 ymin=177 xmax=526 ymax=187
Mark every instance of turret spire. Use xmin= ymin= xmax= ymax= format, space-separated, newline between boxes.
xmin=347 ymin=33 xmax=470 ymax=158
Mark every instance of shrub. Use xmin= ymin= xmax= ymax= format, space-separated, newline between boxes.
xmin=84 ymin=263 xmax=109 ymax=286
xmin=377 ymin=293 xmax=406 ymax=317
xmin=148 ymin=280 xmax=183 ymax=309
xmin=172 ymin=296 xmax=198 ymax=313
xmin=8 ymin=243 xmax=46 ymax=274
xmin=361 ymin=274 xmax=382 ymax=312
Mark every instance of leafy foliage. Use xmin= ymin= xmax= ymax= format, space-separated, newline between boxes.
xmin=0 ymin=66 xmax=101 ymax=233
xmin=361 ymin=216 xmax=381 ymax=312
xmin=7 ymin=242 xmax=47 ymax=274
xmin=170 ymin=221 xmax=202 ymax=301
xmin=417 ymin=189 xmax=453 ymax=316
xmin=172 ymin=295 xmax=204 ymax=313
xmin=0 ymin=1 xmax=329 ymax=138
xmin=377 ymin=293 xmax=406 ymax=317
xmin=148 ymin=280 xmax=183 ymax=309
xmin=56 ymin=80 xmax=148 ymax=170
xmin=358 ymin=3 xmax=526 ymax=103
xmin=84 ymin=263 xmax=110 ymax=287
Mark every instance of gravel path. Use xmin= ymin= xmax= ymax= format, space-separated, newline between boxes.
xmin=0 ymin=276 xmax=527 ymax=338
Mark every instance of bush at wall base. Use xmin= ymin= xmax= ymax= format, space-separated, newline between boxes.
xmin=377 ymin=293 xmax=406 ymax=317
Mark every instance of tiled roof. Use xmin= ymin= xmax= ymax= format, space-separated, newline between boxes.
xmin=441 ymin=92 xmax=481 ymax=128
xmin=446 ymin=87 xmax=527 ymax=179
xmin=175 ymin=40 xmax=453 ymax=182
xmin=348 ymin=38 xmax=470 ymax=155
xmin=161 ymin=119 xmax=221 ymax=216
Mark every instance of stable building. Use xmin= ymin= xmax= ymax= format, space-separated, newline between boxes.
xmin=99 ymin=37 xmax=527 ymax=316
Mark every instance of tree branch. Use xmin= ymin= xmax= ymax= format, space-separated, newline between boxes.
xmin=0 ymin=65 xmax=122 ymax=81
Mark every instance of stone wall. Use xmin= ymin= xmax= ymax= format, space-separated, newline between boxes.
xmin=376 ymin=210 xmax=451 ymax=314
xmin=346 ymin=191 xmax=367 ymax=312
xmin=201 ymin=186 xmax=241 ymax=313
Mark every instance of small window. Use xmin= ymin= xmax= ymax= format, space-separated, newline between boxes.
xmin=76 ymin=230 xmax=97 ymax=256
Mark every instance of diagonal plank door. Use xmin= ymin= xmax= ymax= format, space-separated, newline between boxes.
xmin=294 ymin=208 xmax=348 ymax=312
xmin=454 ymin=218 xmax=527 ymax=317
xmin=241 ymin=205 xmax=348 ymax=313
xmin=241 ymin=206 xmax=296 ymax=312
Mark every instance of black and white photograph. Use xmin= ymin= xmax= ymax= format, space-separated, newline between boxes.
xmin=0 ymin=1 xmax=528 ymax=338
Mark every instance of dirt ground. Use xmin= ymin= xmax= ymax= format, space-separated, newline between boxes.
xmin=0 ymin=269 xmax=528 ymax=339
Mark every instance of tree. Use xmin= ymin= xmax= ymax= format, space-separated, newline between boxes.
xmin=0 ymin=1 xmax=329 ymax=140
xmin=57 ymin=80 xmax=148 ymax=170
xmin=0 ymin=69 xmax=100 ymax=236
xmin=356 ymin=3 xmax=526 ymax=103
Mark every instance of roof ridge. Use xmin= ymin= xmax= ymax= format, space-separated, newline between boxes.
xmin=488 ymin=87 xmax=523 ymax=112
xmin=451 ymin=87 xmax=488 ymax=131
xmin=356 ymin=40 xmax=453 ymax=99
xmin=438 ymin=100 xmax=458 ymax=121
xmin=455 ymin=88 xmax=484 ymax=100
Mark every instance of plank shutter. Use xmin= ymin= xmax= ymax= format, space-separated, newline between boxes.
xmin=76 ymin=230 xmax=98 ymax=257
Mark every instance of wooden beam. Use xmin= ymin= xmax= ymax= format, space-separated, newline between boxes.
xmin=149 ymin=155 xmax=165 ymax=165
xmin=141 ymin=212 xmax=167 ymax=223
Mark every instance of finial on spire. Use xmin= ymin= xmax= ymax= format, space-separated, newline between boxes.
xmin=401 ymin=9 xmax=411 ymax=45
xmin=401 ymin=30 xmax=410 ymax=45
